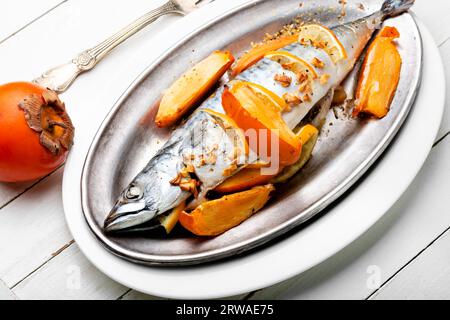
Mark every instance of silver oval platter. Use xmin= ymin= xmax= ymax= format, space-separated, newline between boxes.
xmin=81 ymin=0 xmax=422 ymax=266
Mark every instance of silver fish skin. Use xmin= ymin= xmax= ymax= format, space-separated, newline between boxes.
xmin=104 ymin=110 xmax=247 ymax=232
xmin=104 ymin=0 xmax=414 ymax=233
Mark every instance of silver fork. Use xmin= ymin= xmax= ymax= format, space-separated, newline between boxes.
xmin=33 ymin=0 xmax=214 ymax=93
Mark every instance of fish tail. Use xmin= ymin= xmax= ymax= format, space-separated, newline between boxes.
xmin=381 ymin=0 xmax=415 ymax=18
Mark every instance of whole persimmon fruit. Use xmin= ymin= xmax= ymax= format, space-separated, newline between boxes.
xmin=0 ymin=82 xmax=74 ymax=182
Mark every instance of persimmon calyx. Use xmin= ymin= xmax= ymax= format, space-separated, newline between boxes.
xmin=18 ymin=89 xmax=74 ymax=156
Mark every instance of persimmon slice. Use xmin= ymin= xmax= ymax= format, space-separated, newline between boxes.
xmin=295 ymin=123 xmax=319 ymax=144
xmin=222 ymin=83 xmax=302 ymax=167
xmin=214 ymin=168 xmax=278 ymax=194
xmin=155 ymin=51 xmax=234 ymax=128
xmin=216 ymin=124 xmax=319 ymax=192
xmin=231 ymin=34 xmax=298 ymax=77
xmin=158 ymin=201 xmax=185 ymax=234
xmin=233 ymin=81 xmax=286 ymax=112
xmin=353 ymin=26 xmax=402 ymax=118
xmin=272 ymin=124 xmax=319 ymax=184
xmin=179 ymin=184 xmax=274 ymax=236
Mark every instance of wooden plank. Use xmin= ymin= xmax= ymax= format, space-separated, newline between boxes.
xmin=250 ymin=137 xmax=450 ymax=299
xmin=412 ymin=0 xmax=450 ymax=46
xmin=0 ymin=279 xmax=16 ymax=300
xmin=437 ymin=39 xmax=450 ymax=138
xmin=220 ymin=294 xmax=251 ymax=300
xmin=0 ymin=168 xmax=72 ymax=287
xmin=0 ymin=0 xmax=65 ymax=43
xmin=120 ymin=290 xmax=168 ymax=300
xmin=0 ymin=180 xmax=39 ymax=209
xmin=13 ymin=243 xmax=129 ymax=300
xmin=411 ymin=0 xmax=450 ymax=139
xmin=121 ymin=289 xmax=248 ymax=300
xmin=371 ymin=227 xmax=450 ymax=300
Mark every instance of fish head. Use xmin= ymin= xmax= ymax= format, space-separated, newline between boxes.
xmin=104 ymin=179 xmax=158 ymax=233
xmin=104 ymin=155 xmax=190 ymax=233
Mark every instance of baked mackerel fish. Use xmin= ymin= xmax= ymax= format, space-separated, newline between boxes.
xmin=104 ymin=0 xmax=414 ymax=233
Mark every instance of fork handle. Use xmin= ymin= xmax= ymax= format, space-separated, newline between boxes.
xmin=33 ymin=1 xmax=182 ymax=93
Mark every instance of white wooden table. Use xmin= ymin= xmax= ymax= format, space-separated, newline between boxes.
xmin=0 ymin=0 xmax=448 ymax=300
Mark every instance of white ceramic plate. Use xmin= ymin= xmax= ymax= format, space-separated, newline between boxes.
xmin=62 ymin=0 xmax=445 ymax=299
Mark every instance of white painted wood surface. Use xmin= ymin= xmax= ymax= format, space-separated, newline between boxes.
xmin=371 ymin=227 xmax=450 ymax=300
xmin=0 ymin=0 xmax=64 ymax=43
xmin=0 ymin=0 xmax=449 ymax=300
xmin=0 ymin=279 xmax=15 ymax=300
xmin=0 ymin=168 xmax=71 ymax=288
xmin=13 ymin=244 xmax=129 ymax=300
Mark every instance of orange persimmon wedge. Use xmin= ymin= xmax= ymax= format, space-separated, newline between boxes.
xmin=215 ymin=124 xmax=318 ymax=193
xmin=295 ymin=124 xmax=319 ymax=146
xmin=231 ymin=34 xmax=298 ymax=77
xmin=272 ymin=124 xmax=319 ymax=184
xmin=246 ymin=159 xmax=271 ymax=169
xmin=158 ymin=201 xmax=185 ymax=234
xmin=353 ymin=26 xmax=402 ymax=118
xmin=179 ymin=184 xmax=274 ymax=236
xmin=214 ymin=168 xmax=278 ymax=194
xmin=155 ymin=51 xmax=234 ymax=128
xmin=222 ymin=83 xmax=302 ymax=166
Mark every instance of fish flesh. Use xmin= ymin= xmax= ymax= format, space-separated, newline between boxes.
xmin=104 ymin=0 xmax=414 ymax=233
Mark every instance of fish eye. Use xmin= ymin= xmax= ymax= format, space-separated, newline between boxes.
xmin=125 ymin=185 xmax=142 ymax=200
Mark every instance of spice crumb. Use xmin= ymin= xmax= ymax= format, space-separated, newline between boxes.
xmin=320 ymin=74 xmax=330 ymax=85
xmin=303 ymin=94 xmax=312 ymax=102
xmin=312 ymin=57 xmax=325 ymax=69
xmin=274 ymin=73 xmax=292 ymax=87
xmin=283 ymin=92 xmax=302 ymax=110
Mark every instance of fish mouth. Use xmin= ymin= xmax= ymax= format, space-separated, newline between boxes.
xmin=104 ymin=200 xmax=157 ymax=233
